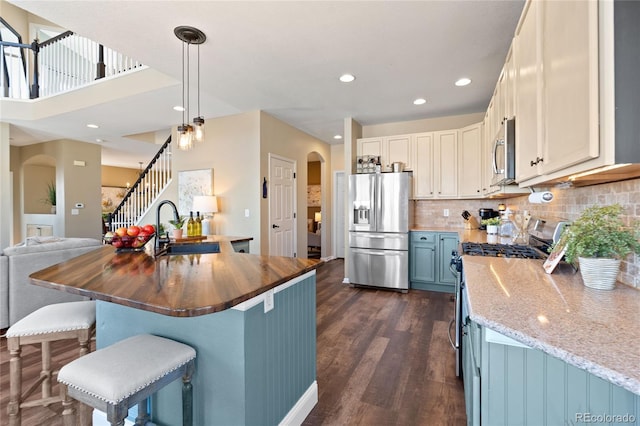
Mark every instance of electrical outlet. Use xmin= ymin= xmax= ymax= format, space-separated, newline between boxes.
xmin=264 ymin=289 xmax=274 ymax=313
xmin=443 ymin=209 xmax=449 ymax=217
xmin=245 ymin=209 xmax=250 ymax=218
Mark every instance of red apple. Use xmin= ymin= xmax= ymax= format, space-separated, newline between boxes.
xmin=127 ymin=225 xmax=141 ymax=237
xmin=142 ymin=224 xmax=155 ymax=234
xmin=115 ymin=227 xmax=128 ymax=237
xmin=112 ymin=239 xmax=124 ymax=248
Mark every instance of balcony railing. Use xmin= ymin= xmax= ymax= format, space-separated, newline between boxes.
xmin=1 ymin=22 xmax=143 ymax=99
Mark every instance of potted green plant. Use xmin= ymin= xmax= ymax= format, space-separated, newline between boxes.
xmin=42 ymin=181 xmax=56 ymax=214
xmin=168 ymin=216 xmax=187 ymax=239
xmin=481 ymin=217 xmax=501 ymax=235
xmin=554 ymin=204 xmax=640 ymax=290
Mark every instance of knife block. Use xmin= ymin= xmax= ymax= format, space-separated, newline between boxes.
xmin=464 ymin=217 xmax=479 ymax=230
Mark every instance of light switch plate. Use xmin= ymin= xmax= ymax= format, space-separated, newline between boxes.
xmin=264 ymin=289 xmax=274 ymax=313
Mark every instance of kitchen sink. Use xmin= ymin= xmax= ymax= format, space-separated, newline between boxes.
xmin=157 ymin=242 xmax=220 ymax=256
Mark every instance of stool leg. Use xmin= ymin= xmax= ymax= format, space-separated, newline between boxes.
xmin=134 ymin=399 xmax=150 ymax=425
xmin=41 ymin=341 xmax=53 ymax=400
xmin=78 ymin=327 xmax=92 ymax=357
xmin=182 ymin=361 xmax=195 ymax=426
xmin=60 ymin=384 xmax=75 ymax=426
xmin=7 ymin=337 xmax=22 ymax=426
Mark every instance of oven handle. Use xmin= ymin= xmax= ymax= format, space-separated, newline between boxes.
xmin=447 ymin=317 xmax=456 ymax=351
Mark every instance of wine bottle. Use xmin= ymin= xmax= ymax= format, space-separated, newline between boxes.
xmin=195 ymin=211 xmax=202 ymax=236
xmin=187 ymin=211 xmax=195 ymax=237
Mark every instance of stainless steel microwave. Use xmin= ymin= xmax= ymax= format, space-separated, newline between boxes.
xmin=491 ymin=117 xmax=516 ymax=186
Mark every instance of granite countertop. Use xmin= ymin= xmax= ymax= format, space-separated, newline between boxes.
xmin=462 ymin=248 xmax=640 ymax=396
xmin=29 ymin=236 xmax=321 ymax=317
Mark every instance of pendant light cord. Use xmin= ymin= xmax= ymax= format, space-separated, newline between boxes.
xmin=197 ymin=44 xmax=201 ymax=118
xmin=181 ymin=41 xmax=186 ymax=126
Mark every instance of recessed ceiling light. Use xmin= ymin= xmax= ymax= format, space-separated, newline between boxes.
xmin=455 ymin=78 xmax=472 ymax=87
xmin=333 ymin=135 xmax=343 ymax=140
xmin=86 ymin=124 xmax=99 ymax=129
xmin=413 ymin=98 xmax=427 ymax=105
xmin=96 ymin=138 xmax=103 ymax=143
xmin=173 ymin=105 xmax=185 ymax=112
xmin=339 ymin=74 xmax=355 ymax=83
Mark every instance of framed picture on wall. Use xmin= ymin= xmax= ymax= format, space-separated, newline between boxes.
xmin=178 ymin=169 xmax=213 ymax=215
xmin=101 ymin=186 xmax=128 ymax=213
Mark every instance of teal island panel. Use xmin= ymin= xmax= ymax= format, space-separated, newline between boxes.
xmin=95 ymin=271 xmax=317 ymax=426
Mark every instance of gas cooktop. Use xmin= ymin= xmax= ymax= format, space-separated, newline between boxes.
xmin=462 ymin=242 xmax=544 ymax=259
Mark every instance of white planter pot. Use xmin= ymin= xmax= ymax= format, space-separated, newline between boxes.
xmin=486 ymin=225 xmax=498 ymax=235
xmin=578 ymin=257 xmax=620 ymax=290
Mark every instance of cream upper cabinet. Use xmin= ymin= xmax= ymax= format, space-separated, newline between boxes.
xmin=515 ymin=0 xmax=599 ymax=185
xmin=433 ymin=130 xmax=458 ymax=198
xmin=356 ymin=135 xmax=414 ymax=172
xmin=482 ymin=110 xmax=497 ymax=196
xmin=357 ymin=137 xmax=383 ymax=159
xmin=539 ymin=0 xmax=599 ymax=175
xmin=413 ymin=133 xmax=434 ymax=198
xmin=458 ymin=123 xmax=483 ymax=198
xmin=514 ymin=0 xmax=541 ymax=182
xmin=385 ymin=135 xmax=413 ymax=171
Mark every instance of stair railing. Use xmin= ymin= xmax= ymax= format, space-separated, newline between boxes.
xmin=108 ymin=135 xmax=173 ymax=231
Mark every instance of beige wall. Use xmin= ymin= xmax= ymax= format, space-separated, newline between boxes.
xmin=0 ymin=123 xmax=11 ymax=249
xmin=23 ymin=164 xmax=55 ymax=214
xmin=362 ymin=112 xmax=485 ymax=138
xmin=414 ymin=177 xmax=640 ymax=289
xmin=260 ymin=111 xmax=331 ymax=258
xmin=147 ymin=111 xmax=263 ymax=253
xmin=14 ymin=140 xmax=102 ymax=240
xmin=102 ymin=165 xmax=139 ymax=188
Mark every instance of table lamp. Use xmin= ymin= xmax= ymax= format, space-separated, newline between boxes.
xmin=192 ymin=195 xmax=218 ymax=235
xmin=314 ymin=211 xmax=321 ymax=232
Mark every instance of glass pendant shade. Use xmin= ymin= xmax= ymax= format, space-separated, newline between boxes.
xmin=177 ymin=124 xmax=193 ymax=150
xmin=193 ymin=116 xmax=205 ymax=142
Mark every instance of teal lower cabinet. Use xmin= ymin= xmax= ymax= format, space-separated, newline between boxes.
xmin=463 ymin=318 xmax=640 ymax=426
xmin=409 ymin=231 xmax=458 ymax=293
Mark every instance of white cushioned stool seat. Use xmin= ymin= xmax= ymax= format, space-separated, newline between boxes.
xmin=6 ymin=301 xmax=96 ymax=338
xmin=58 ymin=334 xmax=196 ymax=426
xmin=6 ymin=301 xmax=96 ymax=426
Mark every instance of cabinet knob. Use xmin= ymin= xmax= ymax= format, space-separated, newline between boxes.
xmin=420 ymin=237 xmax=427 ymax=240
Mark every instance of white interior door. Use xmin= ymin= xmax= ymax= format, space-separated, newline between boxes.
xmin=333 ymin=171 xmax=345 ymax=258
xmin=269 ymin=154 xmax=296 ymax=257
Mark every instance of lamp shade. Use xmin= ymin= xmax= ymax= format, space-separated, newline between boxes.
xmin=192 ymin=195 xmax=218 ymax=214
xmin=314 ymin=212 xmax=321 ymax=222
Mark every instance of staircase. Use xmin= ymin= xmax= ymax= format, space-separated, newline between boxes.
xmin=108 ymin=136 xmax=173 ymax=231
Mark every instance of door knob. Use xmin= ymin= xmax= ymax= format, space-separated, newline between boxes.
xmin=272 ymin=224 xmax=280 ymax=229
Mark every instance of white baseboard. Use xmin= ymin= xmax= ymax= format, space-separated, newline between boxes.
xmin=320 ymin=255 xmax=336 ymax=262
xmin=279 ymin=381 xmax=318 ymax=426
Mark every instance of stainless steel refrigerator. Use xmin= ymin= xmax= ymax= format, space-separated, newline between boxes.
xmin=347 ymin=172 xmax=412 ymax=290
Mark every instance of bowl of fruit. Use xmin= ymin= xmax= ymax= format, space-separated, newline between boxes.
xmin=104 ymin=224 xmax=156 ymax=252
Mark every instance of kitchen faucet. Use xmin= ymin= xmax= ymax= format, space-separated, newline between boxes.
xmin=155 ymin=200 xmax=180 ymax=253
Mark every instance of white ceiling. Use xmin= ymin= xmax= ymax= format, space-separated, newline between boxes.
xmin=5 ymin=0 xmax=525 ymax=168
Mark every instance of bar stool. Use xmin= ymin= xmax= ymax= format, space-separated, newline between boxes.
xmin=6 ymin=300 xmax=96 ymax=426
xmin=58 ymin=333 xmax=196 ymax=426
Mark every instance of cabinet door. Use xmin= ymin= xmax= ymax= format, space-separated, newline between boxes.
xmin=357 ymin=137 xmax=383 ymax=158
xmin=386 ymin=135 xmax=413 ymax=171
xmin=434 ymin=130 xmax=458 ymax=198
xmin=437 ymin=233 xmax=458 ymax=286
xmin=504 ymin=49 xmax=516 ymax=120
xmin=463 ymin=323 xmax=481 ymax=426
xmin=458 ymin=123 xmax=483 ymax=198
xmin=541 ymin=0 xmax=599 ymax=174
xmin=514 ymin=0 xmax=542 ymax=182
xmin=410 ymin=243 xmax=436 ymax=283
xmin=413 ymin=133 xmax=434 ymax=198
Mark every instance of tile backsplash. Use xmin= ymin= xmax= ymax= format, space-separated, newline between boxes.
xmin=414 ymin=177 xmax=640 ymax=289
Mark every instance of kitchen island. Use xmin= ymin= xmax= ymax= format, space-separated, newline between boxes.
xmin=29 ymin=237 xmax=322 ymax=425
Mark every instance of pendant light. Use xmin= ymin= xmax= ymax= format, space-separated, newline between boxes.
xmin=174 ymin=26 xmax=206 ymax=150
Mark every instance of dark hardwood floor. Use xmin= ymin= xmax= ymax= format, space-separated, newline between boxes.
xmin=0 ymin=258 xmax=465 ymax=425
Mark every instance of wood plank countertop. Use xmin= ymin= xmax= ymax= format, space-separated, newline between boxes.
xmin=29 ymin=236 xmax=321 ymax=317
